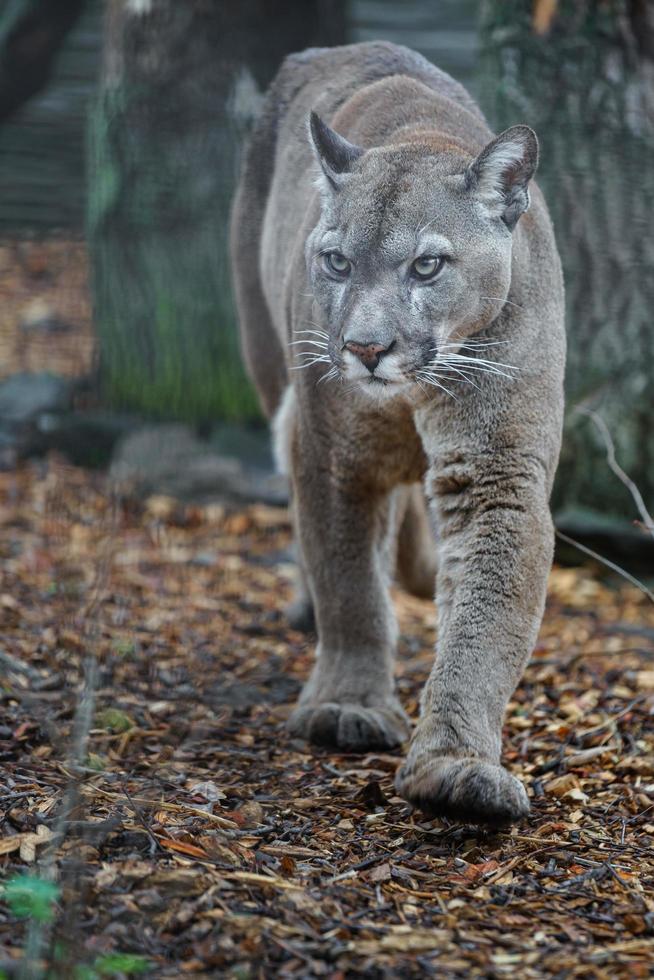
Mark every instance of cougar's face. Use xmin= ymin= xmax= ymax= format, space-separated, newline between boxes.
xmin=301 ymin=116 xmax=537 ymax=400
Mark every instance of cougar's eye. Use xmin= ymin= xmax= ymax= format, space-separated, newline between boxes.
xmin=411 ymin=255 xmax=444 ymax=280
xmin=324 ymin=251 xmax=351 ymax=276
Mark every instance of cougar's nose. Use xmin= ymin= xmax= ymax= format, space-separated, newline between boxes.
xmin=344 ymin=339 xmax=394 ymax=373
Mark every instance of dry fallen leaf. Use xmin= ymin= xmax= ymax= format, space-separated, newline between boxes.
xmin=1 ymin=452 xmax=653 ymax=976
xmin=545 ymin=773 xmax=581 ymax=798
xmin=188 ymin=780 xmax=226 ymax=802
xmin=635 ymin=671 xmax=654 ymax=691
xmin=563 ymin=787 xmax=590 ymax=804
xmin=157 ymin=839 xmax=208 ymax=860
xmin=19 ymin=825 xmax=54 ymax=864
xmin=462 ymin=860 xmax=501 ymax=882
xmin=368 ymin=862 xmax=392 ymax=884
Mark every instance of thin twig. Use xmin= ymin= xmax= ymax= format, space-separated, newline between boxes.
xmin=555 ymin=529 xmax=654 ymax=604
xmin=0 ymin=649 xmax=41 ymax=680
xmin=120 ymin=783 xmax=164 ymax=855
xmin=575 ymin=695 xmax=648 ymax=739
xmin=577 ymin=406 xmax=654 ymax=537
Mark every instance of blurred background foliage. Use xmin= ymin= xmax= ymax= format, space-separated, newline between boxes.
xmin=0 ymin=0 xmax=652 ymax=549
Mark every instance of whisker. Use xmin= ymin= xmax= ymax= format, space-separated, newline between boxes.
xmin=316 ymin=366 xmax=339 ymax=386
xmin=439 ymin=351 xmax=516 ymax=366
xmin=427 ymin=349 xmax=517 ymax=370
xmin=418 ymin=378 xmax=457 ymax=400
xmin=290 ymin=356 xmax=331 ymax=370
xmin=434 ymin=361 xmax=517 ymax=382
xmin=443 ymin=359 xmax=519 ymax=376
xmin=440 ymin=364 xmax=481 ymax=390
xmin=415 ymin=214 xmax=439 ymax=237
xmin=432 ymin=344 xmax=511 ymax=356
xmin=416 ymin=371 xmax=457 ymax=400
xmin=293 ymin=328 xmax=329 ymax=339
xmin=288 ymin=339 xmax=328 ymax=349
xmin=479 ymin=296 xmax=524 ymax=311
xmin=437 ymin=339 xmax=511 ymax=350
xmin=437 ymin=351 xmax=519 ymax=372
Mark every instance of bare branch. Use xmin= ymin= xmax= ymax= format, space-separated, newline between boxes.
xmin=555 ymin=529 xmax=654 ymax=604
xmin=577 ymin=406 xmax=654 ymax=538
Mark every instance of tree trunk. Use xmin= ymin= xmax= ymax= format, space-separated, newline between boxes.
xmin=479 ymin=0 xmax=654 ymax=533
xmin=88 ymin=0 xmax=345 ymax=423
xmin=0 ymin=0 xmax=86 ymax=123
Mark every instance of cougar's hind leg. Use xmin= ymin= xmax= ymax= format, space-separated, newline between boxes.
xmin=395 ymin=484 xmax=437 ymax=599
xmin=287 ymin=423 xmax=410 ymax=752
xmin=272 ymin=386 xmax=315 ymax=632
xmin=285 ymin=505 xmax=316 ymax=633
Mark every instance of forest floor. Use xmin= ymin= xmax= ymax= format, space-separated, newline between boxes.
xmin=1 ymin=456 xmax=654 ymax=978
xmin=0 ymin=240 xmax=93 ymax=382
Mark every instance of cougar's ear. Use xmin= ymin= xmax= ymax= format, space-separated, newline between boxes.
xmin=309 ymin=111 xmax=364 ymax=192
xmin=465 ymin=125 xmax=538 ymax=230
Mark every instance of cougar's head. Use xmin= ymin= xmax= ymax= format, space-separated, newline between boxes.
xmin=302 ymin=111 xmax=538 ymax=399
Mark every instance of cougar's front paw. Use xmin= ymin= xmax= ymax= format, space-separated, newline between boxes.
xmin=288 ymin=699 xmax=411 ymax=752
xmin=396 ymin=752 xmax=529 ymax=825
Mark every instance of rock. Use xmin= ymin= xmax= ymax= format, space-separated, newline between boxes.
xmin=0 ymin=372 xmax=73 ymax=466
xmin=0 ymin=372 xmax=71 ymax=423
xmin=109 ymin=424 xmax=288 ymax=507
xmin=209 ymin=421 xmax=274 ymax=470
xmin=33 ymin=410 xmax=138 ymax=467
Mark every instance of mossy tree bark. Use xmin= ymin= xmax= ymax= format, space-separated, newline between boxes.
xmin=480 ymin=0 xmax=654 ymax=531
xmin=89 ymin=0 xmax=345 ymax=423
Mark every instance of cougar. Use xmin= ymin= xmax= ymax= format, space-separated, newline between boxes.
xmin=230 ymin=41 xmax=565 ymax=824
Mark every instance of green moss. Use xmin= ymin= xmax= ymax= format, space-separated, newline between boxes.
xmin=87 ymin=89 xmax=261 ymax=424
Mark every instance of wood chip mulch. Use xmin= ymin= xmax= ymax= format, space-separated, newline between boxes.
xmin=0 ymin=240 xmax=94 ymax=382
xmin=1 ymin=456 xmax=653 ymax=977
